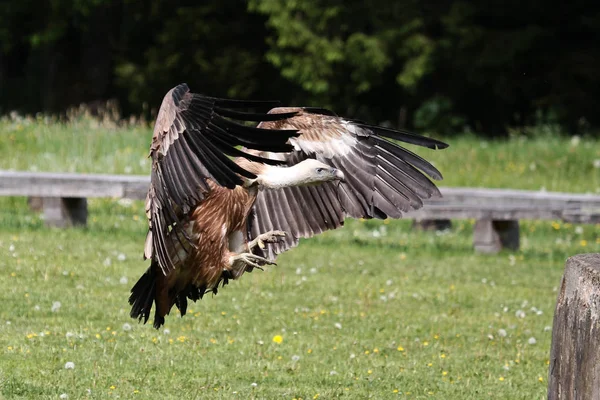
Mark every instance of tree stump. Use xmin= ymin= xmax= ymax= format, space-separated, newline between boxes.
xmin=42 ymin=197 xmax=88 ymax=227
xmin=473 ymin=219 xmax=519 ymax=253
xmin=548 ymin=253 xmax=600 ymax=400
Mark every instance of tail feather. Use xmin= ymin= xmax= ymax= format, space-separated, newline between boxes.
xmin=129 ymin=265 xmax=157 ymax=325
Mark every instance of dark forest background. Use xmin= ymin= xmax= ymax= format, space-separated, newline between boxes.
xmin=1 ymin=0 xmax=599 ymax=136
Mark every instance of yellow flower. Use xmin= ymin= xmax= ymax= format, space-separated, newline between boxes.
xmin=434 ymin=334 xmax=439 ymax=340
xmin=427 ymin=363 xmax=432 ymax=367
xmin=373 ymin=348 xmax=379 ymax=353
xmin=272 ymin=335 xmax=283 ymax=344
xmin=580 ymin=240 xmax=587 ymax=247
xmin=397 ymin=346 xmax=404 ymax=352
xmin=442 ymin=371 xmax=448 ymax=376
xmin=440 ymin=354 xmax=446 ymax=358
xmin=499 ymin=377 xmax=505 ymax=381
xmin=367 ymin=370 xmax=372 ymax=374
xmin=110 ymin=385 xmax=116 ymax=389
xmin=423 ymin=341 xmax=429 ymax=346
xmin=307 ymin=348 xmax=312 ymax=354
xmin=538 ymin=376 xmax=544 ymax=382
xmin=393 ymin=389 xmax=399 ymax=393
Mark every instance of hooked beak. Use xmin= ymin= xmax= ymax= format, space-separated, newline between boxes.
xmin=333 ymin=168 xmax=345 ymax=182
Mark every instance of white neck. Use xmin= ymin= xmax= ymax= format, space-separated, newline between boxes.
xmin=256 ymin=163 xmax=311 ymax=189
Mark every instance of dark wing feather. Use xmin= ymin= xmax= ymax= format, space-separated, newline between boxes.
xmin=146 ymin=83 xmax=299 ymax=274
xmin=247 ymin=108 xmax=447 ymax=260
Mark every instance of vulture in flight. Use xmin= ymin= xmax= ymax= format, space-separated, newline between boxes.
xmin=129 ymin=83 xmax=448 ymax=328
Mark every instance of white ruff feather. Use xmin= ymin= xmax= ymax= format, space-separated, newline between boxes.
xmin=257 ymin=159 xmax=331 ymax=189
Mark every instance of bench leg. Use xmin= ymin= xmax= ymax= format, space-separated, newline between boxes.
xmin=42 ymin=197 xmax=88 ymax=227
xmin=411 ymin=219 xmax=452 ymax=231
xmin=473 ymin=219 xmax=519 ymax=253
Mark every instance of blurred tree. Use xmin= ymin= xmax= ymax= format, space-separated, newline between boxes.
xmin=0 ymin=0 xmax=599 ymax=135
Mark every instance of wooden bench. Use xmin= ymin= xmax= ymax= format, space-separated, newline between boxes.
xmin=1 ymin=170 xmax=599 ymax=253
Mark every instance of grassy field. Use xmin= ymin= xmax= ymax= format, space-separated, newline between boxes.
xmin=1 ymin=115 xmax=599 ymax=399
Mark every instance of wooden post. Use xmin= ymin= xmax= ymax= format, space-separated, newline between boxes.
xmin=473 ymin=219 xmax=519 ymax=253
xmin=548 ymin=253 xmax=600 ymax=400
xmin=42 ymin=197 xmax=88 ymax=227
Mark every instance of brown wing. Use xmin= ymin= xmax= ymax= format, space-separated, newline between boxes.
xmin=145 ymin=83 xmax=299 ymax=274
xmin=247 ymin=108 xmax=448 ymax=260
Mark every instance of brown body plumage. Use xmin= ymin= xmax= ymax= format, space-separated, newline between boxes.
xmin=129 ymin=84 xmax=448 ymax=328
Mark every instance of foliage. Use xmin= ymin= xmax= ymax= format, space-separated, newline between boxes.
xmin=1 ymin=0 xmax=600 ymax=135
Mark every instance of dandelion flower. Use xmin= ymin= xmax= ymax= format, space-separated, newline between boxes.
xmin=64 ymin=362 xmax=75 ymax=370
xmin=334 ymin=322 xmax=342 ymax=330
xmin=292 ymin=355 xmax=300 ymax=362
xmin=250 ymin=382 xmax=258 ymax=387
xmin=528 ymin=337 xmax=537 ymax=345
xmin=498 ymin=329 xmax=507 ymax=338
xmin=59 ymin=394 xmax=68 ymax=399
xmin=119 ymin=276 xmax=128 ymax=285
xmin=51 ymin=301 xmax=61 ymax=312
xmin=122 ymin=323 xmax=132 ymax=331
xmin=272 ymin=335 xmax=283 ymax=344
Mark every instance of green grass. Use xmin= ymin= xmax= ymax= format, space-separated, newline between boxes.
xmin=1 ymin=117 xmax=600 ymax=399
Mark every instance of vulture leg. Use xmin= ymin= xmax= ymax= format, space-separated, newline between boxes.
xmin=229 ymin=253 xmax=276 ymax=269
xmin=247 ymin=230 xmax=287 ymax=251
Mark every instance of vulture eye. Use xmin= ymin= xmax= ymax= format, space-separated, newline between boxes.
xmin=316 ymin=168 xmax=325 ymax=173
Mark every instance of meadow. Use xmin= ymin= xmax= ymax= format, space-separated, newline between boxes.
xmin=1 ymin=114 xmax=599 ymax=399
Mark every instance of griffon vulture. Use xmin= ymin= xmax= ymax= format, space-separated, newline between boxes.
xmin=129 ymin=83 xmax=448 ymax=328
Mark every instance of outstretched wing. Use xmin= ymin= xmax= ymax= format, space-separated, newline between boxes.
xmin=247 ymin=107 xmax=448 ymax=260
xmin=145 ymin=84 xmax=299 ymax=274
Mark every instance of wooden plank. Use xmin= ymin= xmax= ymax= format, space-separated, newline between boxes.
xmin=548 ymin=253 xmax=600 ymax=399
xmin=0 ymin=170 xmax=148 ymax=199
xmin=403 ymin=205 xmax=578 ymax=221
xmin=1 ymin=171 xmax=600 ymax=222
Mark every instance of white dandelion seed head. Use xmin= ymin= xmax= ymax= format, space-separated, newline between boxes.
xmin=503 ymin=365 xmax=510 ymax=371
xmin=593 ymin=159 xmax=600 ymax=169
xmin=122 ymin=323 xmax=132 ymax=332
xmin=117 ymin=253 xmax=126 ymax=261
xmin=103 ymin=258 xmax=111 ymax=267
xmin=487 ymin=334 xmax=494 ymax=340
xmin=515 ymin=310 xmax=526 ymax=319
xmin=349 ymin=353 xmax=356 ymax=359
xmin=386 ymin=279 xmax=393 ymax=286
xmin=528 ymin=337 xmax=537 ymax=345
xmin=334 ymin=322 xmax=342 ymax=330
xmin=330 ymin=370 xmax=338 ymax=376
xmin=309 ymin=268 xmax=317 ymax=274
xmin=575 ymin=226 xmax=584 ymax=235
xmin=250 ymin=382 xmax=258 ymax=387
xmin=570 ymin=135 xmax=581 ymax=146
xmin=257 ymin=340 xmax=264 ymax=345
xmin=536 ymin=310 xmax=543 ymax=316
xmin=163 ymin=329 xmax=170 ymax=335
xmin=51 ymin=301 xmax=61 ymax=312
xmin=9 ymin=244 xmax=15 ymax=252
xmin=292 ymin=355 xmax=300 ymax=362
xmin=295 ymin=267 xmax=302 ymax=275
xmin=544 ymin=326 xmax=552 ymax=332
xmin=64 ymin=361 xmax=75 ymax=370
xmin=119 ymin=276 xmax=128 ymax=285
xmin=65 ymin=332 xmax=75 ymax=339
xmin=34 ymin=305 xmax=40 ymax=311
xmin=59 ymin=394 xmax=68 ymax=399
xmin=498 ymin=329 xmax=507 ymax=338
